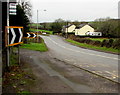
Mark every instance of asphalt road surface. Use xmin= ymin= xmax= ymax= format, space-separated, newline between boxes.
xmin=20 ymin=49 xmax=118 ymax=93
xmin=40 ymin=35 xmax=119 ymax=83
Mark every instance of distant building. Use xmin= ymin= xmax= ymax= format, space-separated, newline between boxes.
xmin=75 ymin=24 xmax=102 ymax=36
xmin=62 ymin=24 xmax=76 ymax=33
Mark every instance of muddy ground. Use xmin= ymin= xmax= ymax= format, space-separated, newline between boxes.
xmin=18 ymin=48 xmax=119 ymax=93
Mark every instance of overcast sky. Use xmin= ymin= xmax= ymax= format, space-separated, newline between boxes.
xmin=29 ymin=0 xmax=119 ymax=23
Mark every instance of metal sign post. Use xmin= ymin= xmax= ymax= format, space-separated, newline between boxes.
xmin=7 ymin=0 xmax=10 ymax=69
xmin=37 ymin=10 xmax=39 ymax=43
xmin=6 ymin=1 xmax=17 ymax=68
xmin=18 ymin=45 xmax=20 ymax=65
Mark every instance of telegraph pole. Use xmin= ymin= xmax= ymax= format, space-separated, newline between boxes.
xmin=6 ymin=1 xmax=17 ymax=69
xmin=7 ymin=0 xmax=10 ymax=68
xmin=37 ymin=10 xmax=39 ymax=43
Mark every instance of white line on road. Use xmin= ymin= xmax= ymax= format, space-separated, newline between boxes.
xmin=47 ymin=37 xmax=119 ymax=61
xmin=105 ymin=71 xmax=118 ymax=78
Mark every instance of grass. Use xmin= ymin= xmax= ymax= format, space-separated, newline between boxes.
xmin=28 ymin=23 xmax=41 ymax=27
xmin=88 ymin=38 xmax=108 ymax=42
xmin=20 ymin=40 xmax=48 ymax=52
xmin=29 ymin=28 xmax=53 ymax=35
xmin=18 ymin=91 xmax=31 ymax=95
xmin=66 ymin=39 xmax=119 ymax=53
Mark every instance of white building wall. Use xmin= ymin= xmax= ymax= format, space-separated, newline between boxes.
xmin=65 ymin=25 xmax=76 ymax=33
xmin=75 ymin=25 xmax=94 ymax=36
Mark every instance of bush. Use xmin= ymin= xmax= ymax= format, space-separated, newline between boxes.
xmin=101 ymin=40 xmax=107 ymax=47
xmin=93 ymin=41 xmax=101 ymax=46
xmin=112 ymin=39 xmax=120 ymax=49
xmin=107 ymin=39 xmax=114 ymax=48
xmin=84 ymin=39 xmax=91 ymax=44
xmin=68 ymin=34 xmax=76 ymax=40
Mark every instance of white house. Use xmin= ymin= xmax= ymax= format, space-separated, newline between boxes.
xmin=62 ymin=24 xmax=76 ymax=33
xmin=75 ymin=24 xmax=94 ymax=36
xmin=75 ymin=24 xmax=102 ymax=36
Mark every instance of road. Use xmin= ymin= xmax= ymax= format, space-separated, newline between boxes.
xmin=40 ymin=35 xmax=119 ymax=83
xmin=20 ymin=49 xmax=118 ymax=93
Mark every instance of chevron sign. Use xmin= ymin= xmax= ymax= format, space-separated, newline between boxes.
xmin=24 ymin=32 xmax=37 ymax=38
xmin=5 ymin=26 xmax=23 ymax=47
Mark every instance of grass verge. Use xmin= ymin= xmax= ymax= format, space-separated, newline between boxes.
xmin=21 ymin=40 xmax=48 ymax=52
xmin=88 ymin=38 xmax=108 ymax=42
xmin=66 ymin=39 xmax=119 ymax=54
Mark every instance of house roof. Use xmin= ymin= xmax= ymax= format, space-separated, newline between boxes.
xmin=79 ymin=24 xmax=87 ymax=28
xmin=75 ymin=23 xmax=94 ymax=29
xmin=63 ymin=24 xmax=74 ymax=28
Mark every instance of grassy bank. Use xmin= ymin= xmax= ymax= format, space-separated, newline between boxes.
xmin=66 ymin=39 xmax=119 ymax=54
xmin=88 ymin=38 xmax=108 ymax=42
xmin=21 ymin=40 xmax=48 ymax=52
xmin=87 ymin=38 xmax=116 ymax=42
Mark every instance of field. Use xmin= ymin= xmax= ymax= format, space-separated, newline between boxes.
xmin=29 ymin=28 xmax=53 ymax=35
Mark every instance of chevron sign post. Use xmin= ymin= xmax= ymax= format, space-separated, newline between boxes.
xmin=24 ymin=32 xmax=37 ymax=38
xmin=5 ymin=26 xmax=23 ymax=47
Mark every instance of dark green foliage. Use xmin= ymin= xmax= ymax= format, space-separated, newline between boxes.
xmin=92 ymin=41 xmax=101 ymax=46
xmin=101 ymin=40 xmax=107 ymax=47
xmin=90 ymin=18 xmax=120 ymax=38
xmin=51 ymin=22 xmax=62 ymax=33
xmin=107 ymin=39 xmax=114 ymax=48
xmin=16 ymin=4 xmax=30 ymax=33
xmin=68 ymin=34 xmax=76 ymax=40
xmin=84 ymin=39 xmax=91 ymax=44
xmin=50 ymin=18 xmax=66 ymax=33
xmin=112 ymin=39 xmax=120 ymax=49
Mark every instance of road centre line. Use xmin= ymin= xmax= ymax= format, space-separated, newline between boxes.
xmin=47 ymin=37 xmax=119 ymax=61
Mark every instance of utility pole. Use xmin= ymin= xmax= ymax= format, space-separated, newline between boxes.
xmin=7 ymin=0 xmax=10 ymax=69
xmin=37 ymin=10 xmax=39 ymax=43
xmin=66 ymin=21 xmax=68 ymax=38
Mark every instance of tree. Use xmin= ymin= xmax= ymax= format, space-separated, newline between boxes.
xmin=50 ymin=18 xmax=66 ymax=33
xmin=72 ymin=20 xmax=80 ymax=27
xmin=90 ymin=17 xmax=119 ymax=37
xmin=17 ymin=0 xmax=32 ymax=32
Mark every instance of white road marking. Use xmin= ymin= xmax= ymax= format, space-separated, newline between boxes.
xmin=65 ymin=59 xmax=71 ymax=62
xmin=47 ymin=37 xmax=119 ymax=61
xmin=105 ymin=71 xmax=118 ymax=78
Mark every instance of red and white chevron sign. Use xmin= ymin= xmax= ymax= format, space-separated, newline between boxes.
xmin=5 ymin=26 xmax=23 ymax=47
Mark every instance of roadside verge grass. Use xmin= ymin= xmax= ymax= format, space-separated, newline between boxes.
xmin=20 ymin=40 xmax=48 ymax=52
xmin=66 ymin=39 xmax=119 ymax=54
